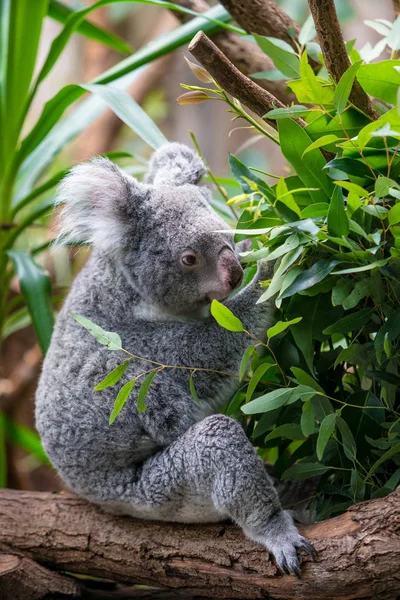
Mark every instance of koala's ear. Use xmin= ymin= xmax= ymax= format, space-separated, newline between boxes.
xmin=55 ymin=157 xmax=143 ymax=249
xmin=145 ymin=143 xmax=207 ymax=187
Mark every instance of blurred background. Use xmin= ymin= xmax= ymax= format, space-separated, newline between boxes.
xmin=0 ymin=0 xmax=396 ymax=493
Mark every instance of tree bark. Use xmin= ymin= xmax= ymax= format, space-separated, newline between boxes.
xmin=0 ymin=488 xmax=399 ymax=599
xmin=0 ymin=545 xmax=81 ymax=599
xmin=308 ymin=0 xmax=378 ymax=119
xmin=172 ymin=0 xmax=294 ymax=104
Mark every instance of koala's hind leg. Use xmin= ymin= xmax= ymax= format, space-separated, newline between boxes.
xmin=67 ymin=415 xmax=314 ymax=575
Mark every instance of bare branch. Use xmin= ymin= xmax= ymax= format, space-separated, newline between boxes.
xmin=308 ymin=0 xmax=378 ymax=119
xmin=172 ymin=0 xmax=294 ymax=104
xmin=188 ymin=32 xmax=287 ymax=129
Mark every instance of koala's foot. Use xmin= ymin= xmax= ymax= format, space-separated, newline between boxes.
xmin=262 ymin=510 xmax=317 ymax=577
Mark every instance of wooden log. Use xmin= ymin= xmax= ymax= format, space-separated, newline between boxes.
xmin=0 ymin=488 xmax=399 ymax=599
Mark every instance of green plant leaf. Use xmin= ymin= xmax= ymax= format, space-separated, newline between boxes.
xmin=302 ymin=134 xmax=342 ymax=156
xmin=189 ymin=372 xmax=200 ymax=405
xmin=357 ymin=60 xmax=400 ymax=103
xmin=15 ymin=5 xmax=231 ymax=198
xmin=246 ymin=363 xmax=273 ymax=403
xmin=211 ymin=300 xmax=244 ymax=332
xmin=290 ymin=367 xmax=324 ymax=393
xmin=337 ymin=416 xmax=357 ymax=461
xmin=322 ymin=307 xmax=374 ymax=335
xmin=265 ymin=423 xmax=305 ymax=442
xmin=280 ymin=259 xmax=339 ymax=299
xmin=281 ymin=461 xmax=330 ymax=481
xmin=364 ymin=442 xmax=400 ymax=481
xmin=317 ymin=413 xmax=337 ymax=461
xmin=239 ymin=345 xmax=256 ymax=381
xmin=327 ymin=187 xmax=349 ymax=237
xmin=301 ymin=399 xmax=315 ymax=436
xmin=94 ymin=362 xmax=129 ymax=391
xmin=71 ymin=313 xmax=122 ymax=350
xmin=228 ymin=154 xmax=274 ymax=199
xmin=3 ymin=416 xmax=50 ymax=465
xmin=267 ymin=317 xmax=302 ymax=339
xmin=350 ymin=468 xmax=365 ymax=500
xmin=137 ymin=370 xmax=158 ymax=413
xmin=334 ymin=60 xmax=362 ymax=114
xmin=254 ymin=34 xmax=300 ymax=78
xmin=2 ymin=307 xmax=31 ymax=341
xmin=242 ymin=385 xmax=316 ymax=415
xmin=82 ymin=83 xmax=167 ymax=149
xmin=278 ymin=119 xmax=334 ymax=203
xmin=388 ymin=203 xmax=400 ymax=225
xmin=7 ymin=251 xmax=54 ymax=354
xmin=48 ymin=0 xmax=132 ymax=54
xmin=265 ymin=105 xmax=313 ymax=119
xmin=109 ymin=380 xmax=136 ymax=424
xmin=298 ymin=14 xmax=316 ymax=46
xmin=324 ymin=157 xmax=374 ymax=179
xmin=331 ymin=259 xmax=389 ymax=275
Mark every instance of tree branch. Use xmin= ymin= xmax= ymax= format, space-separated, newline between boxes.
xmin=0 ymin=545 xmax=81 ymax=599
xmin=172 ymin=0 xmax=294 ymax=104
xmin=188 ymin=31 xmax=288 ymax=129
xmin=1 ymin=488 xmax=399 ymax=599
xmin=308 ymin=0 xmax=378 ymax=119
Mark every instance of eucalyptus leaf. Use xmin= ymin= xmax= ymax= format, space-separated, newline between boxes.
xmin=211 ymin=300 xmax=244 ymax=332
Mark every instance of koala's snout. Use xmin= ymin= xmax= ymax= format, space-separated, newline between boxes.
xmin=219 ymin=248 xmax=244 ymax=292
xmin=229 ymin=263 xmax=243 ymax=290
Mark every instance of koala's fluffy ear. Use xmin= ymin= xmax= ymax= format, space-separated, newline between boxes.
xmin=55 ymin=157 xmax=143 ymax=249
xmin=145 ymin=143 xmax=207 ymax=187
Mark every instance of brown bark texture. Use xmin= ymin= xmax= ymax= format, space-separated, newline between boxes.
xmin=307 ymin=0 xmax=378 ymax=119
xmin=0 ymin=488 xmax=399 ymax=600
xmin=0 ymin=545 xmax=81 ymax=599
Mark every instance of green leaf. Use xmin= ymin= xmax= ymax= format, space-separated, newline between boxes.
xmin=228 ymin=154 xmax=274 ymax=199
xmin=211 ymin=300 xmax=244 ymax=332
xmin=350 ymin=468 xmax=365 ymax=500
xmin=265 ymin=105 xmax=313 ymax=120
xmin=0 ymin=0 xmax=48 ymax=165
xmin=94 ymin=362 xmax=129 ymax=391
xmin=82 ymin=83 xmax=167 ymax=149
xmin=280 ymin=259 xmax=339 ymax=299
xmin=301 ymin=399 xmax=315 ymax=436
xmin=15 ymin=5 xmax=231 ymax=197
xmin=357 ymin=61 xmax=400 ymax=104
xmin=324 ymin=157 xmax=374 ymax=179
xmin=267 ymin=317 xmax=302 ymax=339
xmin=342 ymin=279 xmax=371 ymax=310
xmin=317 ymin=413 xmax=337 ymax=461
xmin=281 ymin=461 xmax=330 ymax=481
xmin=298 ymin=14 xmax=316 ymax=46
xmin=365 ymin=442 xmax=400 ymax=480
xmin=7 ymin=251 xmax=54 ymax=354
xmin=302 ymin=134 xmax=342 ymax=156
xmin=48 ymin=0 xmax=132 ymax=54
xmin=262 ymin=233 xmax=303 ymax=262
xmin=265 ymin=423 xmax=305 ymax=442
xmin=189 ymin=372 xmax=200 ymax=405
xmin=71 ymin=313 xmax=122 ymax=350
xmin=2 ymin=307 xmax=31 ymax=341
xmin=246 ymin=363 xmax=273 ymax=403
xmin=375 ymin=176 xmax=396 ymax=198
xmin=137 ymin=370 xmax=158 ymax=413
xmin=278 ymin=119 xmax=334 ymax=203
xmin=242 ymin=385 xmax=317 ymax=415
xmin=301 ymin=202 xmax=329 ymax=218
xmin=254 ymin=34 xmax=300 ymax=78
xmin=3 ymin=416 xmax=50 ymax=465
xmin=337 ymin=417 xmax=357 ymax=461
xmin=109 ymin=380 xmax=136 ymax=424
xmin=327 ymin=187 xmax=349 ymax=237
xmin=290 ymin=367 xmax=324 ymax=393
xmin=331 ymin=259 xmax=389 ymax=275
xmin=322 ymin=307 xmax=374 ymax=335
xmin=257 ymin=246 xmax=303 ymax=304
xmin=334 ymin=60 xmax=362 ymax=114
xmin=388 ymin=203 xmax=400 ymax=225
xmin=239 ymin=345 xmax=256 ymax=381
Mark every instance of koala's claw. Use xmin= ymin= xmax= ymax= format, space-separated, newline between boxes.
xmin=297 ymin=537 xmax=317 ymax=562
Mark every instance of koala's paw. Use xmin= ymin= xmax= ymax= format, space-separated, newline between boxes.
xmin=256 ymin=259 xmax=274 ymax=282
xmin=264 ymin=511 xmax=317 ymax=577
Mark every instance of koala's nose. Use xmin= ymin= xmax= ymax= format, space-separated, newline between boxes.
xmin=229 ymin=266 xmax=243 ymax=290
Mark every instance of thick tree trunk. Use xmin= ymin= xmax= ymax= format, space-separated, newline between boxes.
xmin=0 ymin=488 xmax=399 ymax=599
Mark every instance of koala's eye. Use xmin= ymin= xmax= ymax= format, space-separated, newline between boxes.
xmin=181 ymin=253 xmax=198 ymax=267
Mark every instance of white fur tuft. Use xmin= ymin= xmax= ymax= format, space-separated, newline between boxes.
xmin=55 ymin=157 xmax=134 ymax=250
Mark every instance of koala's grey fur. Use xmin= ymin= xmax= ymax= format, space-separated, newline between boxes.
xmin=36 ymin=143 xmax=315 ymax=576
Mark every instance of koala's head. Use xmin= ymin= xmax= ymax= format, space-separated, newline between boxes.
xmin=57 ymin=143 xmax=247 ymax=317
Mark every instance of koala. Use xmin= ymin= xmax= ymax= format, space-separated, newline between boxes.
xmin=35 ymin=143 xmax=315 ymax=576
